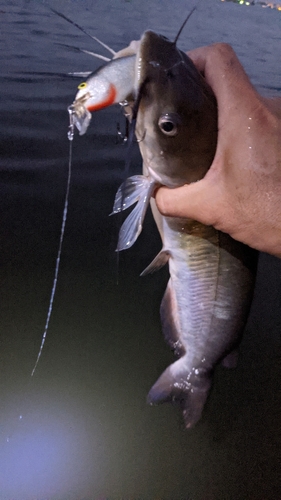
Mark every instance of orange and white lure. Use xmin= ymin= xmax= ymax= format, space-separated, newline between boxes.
xmin=70 ymin=53 xmax=136 ymax=135
xmin=50 ymin=9 xmax=139 ymax=135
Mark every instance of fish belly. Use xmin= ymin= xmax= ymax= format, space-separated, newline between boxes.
xmin=148 ymin=213 xmax=257 ymax=428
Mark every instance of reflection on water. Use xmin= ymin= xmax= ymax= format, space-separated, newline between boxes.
xmin=0 ymin=0 xmax=281 ymax=499
xmin=221 ymin=0 xmax=281 ymax=10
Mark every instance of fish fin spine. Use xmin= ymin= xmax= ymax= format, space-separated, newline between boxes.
xmin=140 ymin=249 xmax=170 ymax=276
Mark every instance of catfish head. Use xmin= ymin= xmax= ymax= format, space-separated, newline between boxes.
xmin=134 ymin=30 xmax=218 ymax=187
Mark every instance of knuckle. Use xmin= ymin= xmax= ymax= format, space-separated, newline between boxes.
xmin=209 ymin=43 xmax=237 ymax=67
xmin=211 ymin=42 xmax=234 ymax=56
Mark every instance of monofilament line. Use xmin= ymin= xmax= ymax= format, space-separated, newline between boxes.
xmin=31 ymin=116 xmax=74 ymax=377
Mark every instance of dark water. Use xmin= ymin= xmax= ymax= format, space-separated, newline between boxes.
xmin=0 ymin=1 xmax=281 ymax=499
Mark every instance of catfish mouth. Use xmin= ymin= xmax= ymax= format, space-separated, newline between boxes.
xmin=147 ymin=166 xmax=186 ymax=188
xmin=147 ymin=166 xmax=163 ymax=184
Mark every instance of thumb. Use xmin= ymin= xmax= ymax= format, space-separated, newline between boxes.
xmin=155 ymin=175 xmax=220 ymax=227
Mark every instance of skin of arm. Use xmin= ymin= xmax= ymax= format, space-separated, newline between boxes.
xmin=154 ymin=43 xmax=281 ymax=258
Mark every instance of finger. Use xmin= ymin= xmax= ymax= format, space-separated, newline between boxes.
xmin=187 ymin=44 xmax=259 ymax=113
xmin=155 ymin=176 xmax=221 ymax=227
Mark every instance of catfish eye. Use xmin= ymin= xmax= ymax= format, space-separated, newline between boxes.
xmin=158 ymin=113 xmax=181 ymax=136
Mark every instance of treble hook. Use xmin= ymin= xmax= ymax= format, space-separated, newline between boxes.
xmin=116 ymin=100 xmax=132 ymax=144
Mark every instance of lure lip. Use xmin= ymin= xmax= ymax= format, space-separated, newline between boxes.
xmin=72 ymin=91 xmax=92 ymax=117
xmin=68 ymin=95 xmax=92 ymax=136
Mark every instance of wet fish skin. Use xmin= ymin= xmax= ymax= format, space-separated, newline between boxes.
xmin=116 ymin=30 xmax=258 ymax=428
xmin=136 ymin=31 xmax=218 ymax=187
xmin=146 ymin=214 xmax=257 ymax=428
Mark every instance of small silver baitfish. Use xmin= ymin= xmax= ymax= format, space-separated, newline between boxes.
xmin=111 ymin=31 xmax=258 ymax=428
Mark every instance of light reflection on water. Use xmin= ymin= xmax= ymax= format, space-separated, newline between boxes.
xmin=0 ymin=0 xmax=281 ymax=499
xmin=221 ymin=0 xmax=281 ymax=10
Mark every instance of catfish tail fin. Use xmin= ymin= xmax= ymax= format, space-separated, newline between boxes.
xmin=147 ymin=358 xmax=212 ymax=429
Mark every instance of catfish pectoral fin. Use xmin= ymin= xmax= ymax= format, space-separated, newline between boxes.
xmin=111 ymin=175 xmax=151 ymax=215
xmin=116 ymin=193 xmax=152 ymax=250
xmin=140 ymin=249 xmax=170 ymax=276
xmin=113 ymin=176 xmax=156 ymax=251
xmin=116 ymin=201 xmax=146 ymax=250
xmin=147 ymin=359 xmax=212 ymax=429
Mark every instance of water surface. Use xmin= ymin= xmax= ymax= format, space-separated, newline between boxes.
xmin=0 ymin=1 xmax=281 ymax=499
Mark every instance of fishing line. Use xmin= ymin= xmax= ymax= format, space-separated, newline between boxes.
xmin=30 ymin=112 xmax=74 ymax=377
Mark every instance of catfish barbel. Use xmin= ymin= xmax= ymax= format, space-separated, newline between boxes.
xmin=111 ymin=33 xmax=258 ymax=428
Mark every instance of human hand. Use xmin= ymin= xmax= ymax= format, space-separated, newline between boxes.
xmin=155 ymin=43 xmax=281 ymax=257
